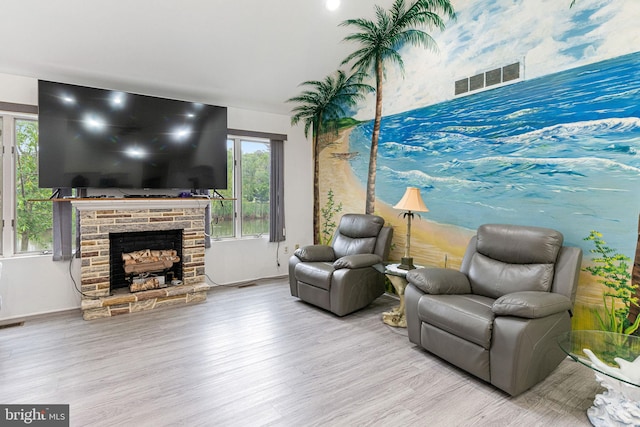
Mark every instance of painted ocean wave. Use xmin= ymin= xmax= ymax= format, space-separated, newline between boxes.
xmin=509 ymin=117 xmax=640 ymax=141
xmin=379 ymin=165 xmax=491 ymax=189
xmin=349 ymin=51 xmax=640 ymax=255
xmin=380 ymin=141 xmax=428 ymax=153
xmin=457 ymin=156 xmax=640 ymax=174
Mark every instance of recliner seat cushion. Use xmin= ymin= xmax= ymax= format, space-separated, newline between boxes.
xmin=295 ymin=262 xmax=334 ymax=291
xmin=418 ymin=294 xmax=495 ymax=349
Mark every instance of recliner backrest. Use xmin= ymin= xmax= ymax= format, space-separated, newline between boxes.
xmin=332 ymin=214 xmax=385 ymax=259
xmin=374 ymin=226 xmax=393 ymax=261
xmin=463 ymin=224 xmax=563 ymax=299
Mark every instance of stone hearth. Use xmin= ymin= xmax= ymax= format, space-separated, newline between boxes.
xmin=72 ymin=199 xmax=211 ymax=320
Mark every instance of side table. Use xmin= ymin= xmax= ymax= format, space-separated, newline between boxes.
xmin=382 ymin=263 xmax=422 ymax=328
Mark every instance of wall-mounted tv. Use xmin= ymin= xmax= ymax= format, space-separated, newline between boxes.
xmin=38 ymin=80 xmax=228 ymax=190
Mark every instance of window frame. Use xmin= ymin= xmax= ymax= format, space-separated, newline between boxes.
xmin=209 ymin=130 xmax=285 ymax=243
xmin=221 ymin=135 xmax=272 ymax=240
xmin=0 ymin=106 xmax=48 ymax=257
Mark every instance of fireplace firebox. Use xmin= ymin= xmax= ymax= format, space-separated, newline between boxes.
xmin=109 ymin=229 xmax=183 ymax=291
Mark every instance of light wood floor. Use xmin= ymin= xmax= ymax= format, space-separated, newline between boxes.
xmin=0 ymin=279 xmax=599 ymax=426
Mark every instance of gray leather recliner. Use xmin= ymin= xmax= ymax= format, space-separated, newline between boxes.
xmin=289 ymin=214 xmax=393 ymax=316
xmin=405 ymin=224 xmax=582 ymax=396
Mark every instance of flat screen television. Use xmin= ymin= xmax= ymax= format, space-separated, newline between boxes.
xmin=38 ymin=80 xmax=228 ymax=190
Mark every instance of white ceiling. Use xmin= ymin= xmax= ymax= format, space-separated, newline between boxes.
xmin=0 ymin=0 xmax=397 ymax=116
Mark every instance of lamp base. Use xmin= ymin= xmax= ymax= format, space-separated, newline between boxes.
xmin=397 ymin=257 xmax=416 ymax=270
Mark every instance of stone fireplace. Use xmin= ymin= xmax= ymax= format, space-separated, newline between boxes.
xmin=72 ymin=199 xmax=211 ymax=320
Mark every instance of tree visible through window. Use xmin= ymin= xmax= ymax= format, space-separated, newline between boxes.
xmin=15 ymin=119 xmax=52 ymax=253
xmin=241 ymin=140 xmax=270 ymax=237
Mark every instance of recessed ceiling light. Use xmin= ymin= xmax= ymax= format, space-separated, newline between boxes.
xmin=326 ymin=0 xmax=340 ymax=11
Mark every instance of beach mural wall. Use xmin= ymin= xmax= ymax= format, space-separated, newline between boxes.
xmin=317 ymin=0 xmax=640 ymax=330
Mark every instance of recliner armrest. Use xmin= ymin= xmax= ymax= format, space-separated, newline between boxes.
xmin=492 ymin=291 xmax=572 ymax=319
xmin=333 ymin=253 xmax=382 ymax=269
xmin=406 ymin=268 xmax=471 ymax=294
xmin=293 ymin=245 xmax=335 ymax=262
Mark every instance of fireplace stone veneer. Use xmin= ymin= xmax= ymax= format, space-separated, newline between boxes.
xmin=72 ymin=199 xmax=211 ymax=320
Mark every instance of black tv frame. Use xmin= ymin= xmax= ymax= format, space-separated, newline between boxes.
xmin=37 ymin=80 xmax=228 ymax=192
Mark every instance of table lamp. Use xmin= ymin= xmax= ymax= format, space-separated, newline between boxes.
xmin=393 ymin=187 xmax=429 ymax=270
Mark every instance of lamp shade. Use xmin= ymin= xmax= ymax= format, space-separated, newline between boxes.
xmin=393 ymin=187 xmax=429 ymax=212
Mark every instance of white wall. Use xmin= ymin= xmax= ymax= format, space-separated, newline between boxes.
xmin=0 ymin=256 xmax=81 ymax=320
xmin=0 ymin=72 xmax=313 ymax=321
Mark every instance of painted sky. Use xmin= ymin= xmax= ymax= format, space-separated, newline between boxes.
xmin=353 ymin=0 xmax=640 ymax=120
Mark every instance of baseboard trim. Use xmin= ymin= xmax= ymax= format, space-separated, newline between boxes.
xmin=0 ymin=307 xmax=81 ymax=326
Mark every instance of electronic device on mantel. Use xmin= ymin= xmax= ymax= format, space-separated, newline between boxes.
xmin=37 ymin=80 xmax=228 ymax=192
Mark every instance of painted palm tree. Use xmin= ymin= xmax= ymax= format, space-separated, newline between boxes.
xmin=287 ymin=70 xmax=372 ymax=243
xmin=341 ymin=0 xmax=455 ymax=214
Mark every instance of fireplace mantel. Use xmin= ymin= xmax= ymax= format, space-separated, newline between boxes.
xmin=71 ymin=197 xmax=211 ymax=211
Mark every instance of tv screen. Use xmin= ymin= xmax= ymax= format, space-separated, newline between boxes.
xmin=38 ymin=80 xmax=228 ymax=190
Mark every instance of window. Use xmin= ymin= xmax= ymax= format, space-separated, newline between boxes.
xmin=241 ymin=139 xmax=271 ymax=237
xmin=0 ymin=108 xmax=53 ymax=256
xmin=211 ymin=137 xmax=271 ymax=239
